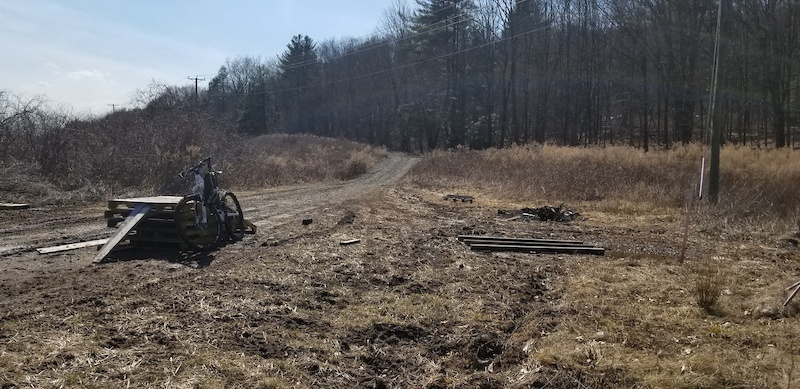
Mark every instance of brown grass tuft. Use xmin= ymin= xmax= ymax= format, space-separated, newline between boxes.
xmin=692 ymin=258 xmax=727 ymax=314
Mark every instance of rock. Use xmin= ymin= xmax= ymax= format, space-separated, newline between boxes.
xmin=753 ymin=300 xmax=783 ymax=319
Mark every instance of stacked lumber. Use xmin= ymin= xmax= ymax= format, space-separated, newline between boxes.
xmin=105 ymin=196 xmax=188 ymax=251
xmin=458 ymin=235 xmax=605 ymax=256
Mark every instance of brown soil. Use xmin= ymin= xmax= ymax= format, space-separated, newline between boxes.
xmin=1 ymin=152 xmax=798 ymax=388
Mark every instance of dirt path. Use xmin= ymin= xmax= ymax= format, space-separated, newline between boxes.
xmin=0 ymin=152 xmax=418 ymax=281
xmin=238 ymin=152 xmax=418 ymax=229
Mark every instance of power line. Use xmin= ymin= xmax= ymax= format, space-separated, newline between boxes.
xmin=280 ymin=12 xmax=475 ymax=72
xmin=276 ymin=0 xmax=470 ymax=65
xmin=209 ymin=20 xmax=551 ymax=99
xmin=188 ymin=76 xmax=206 ymax=102
xmin=277 ymin=0 xmax=533 ymax=72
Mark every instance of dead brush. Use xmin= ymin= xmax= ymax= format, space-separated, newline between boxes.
xmin=409 ymin=144 xmax=800 ymax=229
xmin=692 ymin=257 xmax=727 ymax=314
xmin=222 ymin=134 xmax=387 ymax=188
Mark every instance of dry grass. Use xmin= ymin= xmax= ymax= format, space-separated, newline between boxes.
xmin=693 ymin=258 xmax=728 ymax=314
xmin=409 ymin=144 xmax=800 ymax=231
xmin=0 ymin=162 xmax=112 ymax=205
xmin=222 ymin=134 xmax=387 ymax=188
xmin=1 ymin=134 xmax=387 ymax=205
xmin=406 ymin=145 xmax=800 ymax=388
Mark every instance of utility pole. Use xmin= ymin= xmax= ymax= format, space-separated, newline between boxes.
xmin=709 ymin=0 xmax=729 ymax=205
xmin=108 ymin=103 xmax=118 ymax=113
xmin=188 ymin=76 xmax=205 ymax=103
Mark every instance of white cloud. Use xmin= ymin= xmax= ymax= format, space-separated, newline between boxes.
xmin=66 ymin=69 xmax=112 ymax=84
xmin=43 ymin=62 xmax=61 ymax=73
xmin=36 ymin=81 xmax=53 ymax=88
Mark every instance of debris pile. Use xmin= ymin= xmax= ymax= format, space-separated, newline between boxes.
xmin=443 ymin=194 xmax=474 ymax=203
xmin=499 ymin=204 xmax=580 ymax=222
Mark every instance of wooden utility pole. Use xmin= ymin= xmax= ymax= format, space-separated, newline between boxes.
xmin=188 ymin=76 xmax=205 ymax=103
xmin=709 ymin=0 xmax=730 ymax=205
xmin=108 ymin=103 xmax=118 ymax=113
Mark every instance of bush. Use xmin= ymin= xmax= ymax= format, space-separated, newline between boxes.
xmin=693 ymin=259 xmax=727 ymax=314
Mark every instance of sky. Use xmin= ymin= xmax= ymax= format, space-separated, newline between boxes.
xmin=0 ymin=0 xmax=406 ymax=116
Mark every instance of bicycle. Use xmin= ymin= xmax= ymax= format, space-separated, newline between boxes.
xmin=174 ymin=157 xmax=244 ymax=251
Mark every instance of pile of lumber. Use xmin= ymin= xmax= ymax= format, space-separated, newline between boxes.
xmin=104 ymin=196 xmax=188 ymax=251
xmin=458 ymin=235 xmax=604 ymax=256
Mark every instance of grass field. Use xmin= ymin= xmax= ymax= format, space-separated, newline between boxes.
xmin=408 ymin=144 xmax=800 ymax=388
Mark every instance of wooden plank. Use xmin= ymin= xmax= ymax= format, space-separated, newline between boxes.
xmin=105 ymin=209 xmax=176 ymax=219
xmin=458 ymin=235 xmax=584 ymax=245
xmin=0 ymin=203 xmax=30 ymax=210
xmin=108 ymin=196 xmax=182 ymax=211
xmin=126 ymin=235 xmax=183 ymax=244
xmin=461 ymin=238 xmax=591 ymax=247
xmin=36 ymin=239 xmax=109 ymax=254
xmin=110 ymin=196 xmax=183 ymax=205
xmin=94 ymin=203 xmax=152 ymax=263
xmin=469 ymin=243 xmax=605 ymax=256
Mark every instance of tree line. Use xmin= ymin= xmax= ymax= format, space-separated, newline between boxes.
xmin=191 ymin=0 xmax=799 ymax=151
xmin=4 ymin=0 xmax=799 ymax=157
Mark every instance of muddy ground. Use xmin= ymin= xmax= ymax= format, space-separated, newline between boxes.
xmin=1 ymin=153 xmax=798 ymax=388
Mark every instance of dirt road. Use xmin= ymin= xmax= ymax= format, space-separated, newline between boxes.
xmin=0 ymin=152 xmax=417 ymax=281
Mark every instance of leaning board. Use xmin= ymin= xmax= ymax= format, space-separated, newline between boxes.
xmin=94 ymin=203 xmax=153 ymax=263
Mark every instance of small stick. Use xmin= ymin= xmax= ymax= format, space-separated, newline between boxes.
xmin=784 ymin=284 xmax=800 ymax=307
xmin=679 ymin=183 xmax=697 ymax=265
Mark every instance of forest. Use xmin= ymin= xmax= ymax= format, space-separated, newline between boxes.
xmin=197 ymin=0 xmax=800 ymax=151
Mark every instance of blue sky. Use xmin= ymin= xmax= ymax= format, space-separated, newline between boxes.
xmin=0 ymin=0 xmax=406 ymax=115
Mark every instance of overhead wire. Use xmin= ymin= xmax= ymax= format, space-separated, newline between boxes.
xmin=208 ymin=18 xmax=551 ymax=98
xmin=280 ymin=11 xmax=475 ymax=72
xmin=256 ymin=0 xmax=533 ymax=75
xmin=276 ymin=0 xmax=467 ymax=65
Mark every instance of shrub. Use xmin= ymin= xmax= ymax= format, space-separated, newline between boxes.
xmin=693 ymin=259 xmax=727 ymax=314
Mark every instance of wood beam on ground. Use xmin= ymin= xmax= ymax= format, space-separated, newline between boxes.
xmin=36 ymin=239 xmax=109 ymax=254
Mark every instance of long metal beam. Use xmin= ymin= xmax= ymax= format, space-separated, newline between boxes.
xmin=458 ymin=235 xmax=584 ymax=245
xmin=469 ymin=243 xmax=605 ymax=256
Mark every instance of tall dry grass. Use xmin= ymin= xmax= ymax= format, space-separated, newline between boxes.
xmin=220 ymin=134 xmax=387 ymax=188
xmin=2 ymin=132 xmax=386 ymax=205
xmin=409 ymin=144 xmax=800 ymax=227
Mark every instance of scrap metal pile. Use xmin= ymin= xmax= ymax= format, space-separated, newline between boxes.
xmin=499 ymin=204 xmax=580 ymax=222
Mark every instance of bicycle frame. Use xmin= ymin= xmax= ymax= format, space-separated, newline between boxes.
xmin=176 ymin=157 xmax=245 ymax=250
